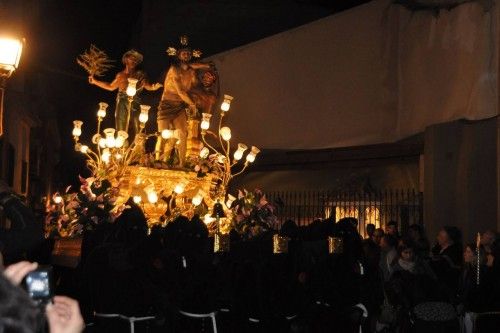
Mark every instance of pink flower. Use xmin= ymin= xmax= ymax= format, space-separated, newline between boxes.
xmin=66 ymin=200 xmax=79 ymax=209
xmin=258 ymin=195 xmax=268 ymax=208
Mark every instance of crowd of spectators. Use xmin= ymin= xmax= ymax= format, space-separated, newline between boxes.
xmin=1 ymin=190 xmax=500 ymax=332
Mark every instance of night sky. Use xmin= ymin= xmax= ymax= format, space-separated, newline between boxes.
xmin=15 ymin=0 xmax=371 ymax=187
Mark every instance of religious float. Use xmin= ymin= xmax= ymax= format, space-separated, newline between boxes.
xmin=46 ymin=37 xmax=281 ymax=264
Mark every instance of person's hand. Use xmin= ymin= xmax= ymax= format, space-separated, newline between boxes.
xmin=486 ymin=253 xmax=494 ymax=267
xmin=88 ymin=76 xmax=95 ymax=84
xmin=152 ymin=82 xmax=163 ymax=90
xmin=46 ymin=296 xmax=84 ymax=333
xmin=3 ymin=261 xmax=38 ymax=285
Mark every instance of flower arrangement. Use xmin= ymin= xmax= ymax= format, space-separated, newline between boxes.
xmin=45 ymin=176 xmax=124 ymax=238
xmin=231 ymin=189 xmax=279 ymax=239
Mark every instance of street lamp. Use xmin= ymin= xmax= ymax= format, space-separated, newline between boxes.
xmin=0 ymin=36 xmax=24 ymax=136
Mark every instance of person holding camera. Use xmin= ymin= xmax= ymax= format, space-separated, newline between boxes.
xmin=1 ymin=261 xmax=84 ymax=333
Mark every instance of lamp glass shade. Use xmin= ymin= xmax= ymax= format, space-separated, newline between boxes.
xmin=200 ymin=147 xmax=209 ymax=159
xmin=192 ymin=192 xmax=203 ymax=206
xmin=97 ymin=102 xmax=108 ymax=118
xmin=219 ymin=127 xmax=231 ymax=141
xmin=233 ymin=143 xmax=247 ymax=161
xmin=174 ymin=183 xmax=185 ymax=194
xmin=203 ymin=214 xmax=215 ymax=225
xmin=139 ymin=113 xmax=148 ymax=123
xmin=115 ymin=131 xmax=128 ymax=148
xmin=147 ymin=191 xmax=158 ymax=204
xmin=126 ymin=78 xmax=138 ymax=97
xmin=246 ymin=153 xmax=256 ymax=163
xmin=101 ymin=148 xmax=111 ymax=163
xmin=200 ymin=113 xmax=212 ymax=130
xmin=246 ymin=146 xmax=260 ymax=163
xmin=220 ymin=95 xmax=233 ymax=112
xmin=72 ymin=120 xmax=83 ymax=137
xmin=103 ymin=128 xmax=116 ymax=148
xmin=98 ymin=137 xmax=107 ymax=148
xmin=0 ymin=38 xmax=23 ymax=73
xmin=139 ymin=105 xmax=150 ymax=123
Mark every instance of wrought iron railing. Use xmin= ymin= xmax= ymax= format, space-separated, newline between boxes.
xmin=266 ymin=189 xmax=423 ymax=236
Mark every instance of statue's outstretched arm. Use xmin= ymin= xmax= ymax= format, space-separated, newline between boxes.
xmin=142 ymin=78 xmax=162 ymax=91
xmin=89 ymin=72 xmax=122 ymax=91
xmin=190 ymin=62 xmax=213 ymax=70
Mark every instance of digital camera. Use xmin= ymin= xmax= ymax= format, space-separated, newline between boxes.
xmin=24 ymin=266 xmax=53 ymax=303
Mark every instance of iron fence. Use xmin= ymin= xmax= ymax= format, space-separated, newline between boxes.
xmin=266 ymin=189 xmax=423 ymax=237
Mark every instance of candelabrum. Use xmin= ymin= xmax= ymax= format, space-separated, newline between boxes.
xmin=71 ymin=92 xmax=258 ymax=227
xmin=71 ymin=99 xmax=153 ymax=183
xmin=199 ymin=94 xmax=260 ymax=199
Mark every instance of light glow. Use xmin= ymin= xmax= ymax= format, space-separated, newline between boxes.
xmin=220 ymin=95 xmax=233 ymax=112
xmin=72 ymin=120 xmax=83 ymax=137
xmin=0 ymin=37 xmax=23 ymax=73
xmin=200 ymin=113 xmax=212 ymax=130
xmin=219 ymin=127 xmax=231 ymax=141
xmin=233 ymin=143 xmax=247 ymax=161
xmin=126 ymin=78 xmax=138 ymax=97
xmin=139 ymin=105 xmax=150 ymax=123
xmin=97 ymin=102 xmax=108 ymax=118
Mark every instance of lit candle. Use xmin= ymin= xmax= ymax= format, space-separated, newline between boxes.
xmin=101 ymin=148 xmax=111 ymax=163
xmin=200 ymin=113 xmax=212 ymax=130
xmin=148 ymin=191 xmax=158 ymax=204
xmin=126 ymin=78 xmax=138 ymax=97
xmin=192 ymin=190 xmax=203 ymax=206
xmin=72 ymin=120 xmax=83 ymax=137
xmin=246 ymin=146 xmax=260 ymax=163
xmin=115 ymin=131 xmax=128 ymax=148
xmin=139 ymin=105 xmax=150 ymax=124
xmin=233 ymin=143 xmax=248 ymax=161
xmin=103 ymin=128 xmax=116 ymax=148
xmin=200 ymin=147 xmax=209 ymax=159
xmin=220 ymin=95 xmax=233 ymax=112
xmin=97 ymin=102 xmax=108 ymax=119
xmin=174 ymin=183 xmax=186 ymax=195
xmin=219 ymin=126 xmax=231 ymax=141
xmin=98 ymin=137 xmax=107 ymax=148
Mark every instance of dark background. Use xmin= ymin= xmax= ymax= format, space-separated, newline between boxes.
xmin=9 ymin=0 xmax=372 ymax=187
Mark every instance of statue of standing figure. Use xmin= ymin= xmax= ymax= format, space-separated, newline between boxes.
xmin=156 ymin=36 xmax=218 ymax=167
xmin=89 ymin=50 xmax=162 ymax=140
